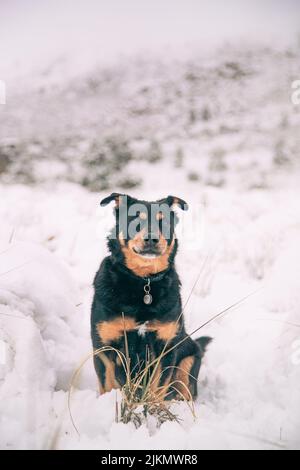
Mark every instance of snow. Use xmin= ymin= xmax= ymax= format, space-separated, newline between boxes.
xmin=0 ymin=175 xmax=300 ymax=449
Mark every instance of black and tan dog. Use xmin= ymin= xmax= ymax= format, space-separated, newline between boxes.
xmin=91 ymin=193 xmax=211 ymax=400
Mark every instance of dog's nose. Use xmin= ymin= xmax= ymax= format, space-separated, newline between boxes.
xmin=144 ymin=233 xmax=159 ymax=245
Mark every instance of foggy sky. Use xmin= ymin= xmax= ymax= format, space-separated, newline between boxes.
xmin=0 ymin=0 xmax=299 ymax=78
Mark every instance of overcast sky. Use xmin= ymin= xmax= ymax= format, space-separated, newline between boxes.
xmin=0 ymin=0 xmax=299 ymax=78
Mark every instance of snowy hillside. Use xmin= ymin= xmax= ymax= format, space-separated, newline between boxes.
xmin=1 ymin=44 xmax=300 ymax=191
xmin=0 ymin=41 xmax=300 ymax=450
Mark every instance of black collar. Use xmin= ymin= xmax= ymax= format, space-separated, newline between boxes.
xmin=115 ymin=262 xmax=171 ymax=283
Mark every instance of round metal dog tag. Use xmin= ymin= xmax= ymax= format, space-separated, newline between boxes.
xmin=143 ymin=293 xmax=153 ymax=305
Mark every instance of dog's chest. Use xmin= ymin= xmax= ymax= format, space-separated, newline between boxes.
xmin=113 ymin=274 xmax=180 ymax=323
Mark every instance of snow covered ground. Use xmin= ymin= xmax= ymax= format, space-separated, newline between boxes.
xmin=1 ymin=3 xmax=300 ymax=448
xmin=1 ymin=164 xmax=300 ymax=449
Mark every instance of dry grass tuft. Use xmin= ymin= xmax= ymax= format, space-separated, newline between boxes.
xmin=68 ymin=340 xmax=196 ymax=433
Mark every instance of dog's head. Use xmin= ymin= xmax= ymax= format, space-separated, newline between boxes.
xmin=100 ymin=193 xmax=188 ymax=277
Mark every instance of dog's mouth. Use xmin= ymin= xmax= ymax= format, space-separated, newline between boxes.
xmin=132 ymin=246 xmax=161 ymax=259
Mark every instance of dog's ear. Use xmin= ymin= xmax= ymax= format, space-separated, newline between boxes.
xmin=158 ymin=195 xmax=189 ymax=211
xmin=100 ymin=193 xmax=126 ymax=207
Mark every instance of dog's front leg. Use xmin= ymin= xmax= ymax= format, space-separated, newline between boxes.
xmin=147 ymin=345 xmax=177 ymax=401
xmin=144 ymin=320 xmax=181 ymax=400
xmin=93 ymin=316 xmax=139 ymax=394
xmin=172 ymin=336 xmax=212 ymax=400
xmin=93 ymin=349 xmax=121 ymax=394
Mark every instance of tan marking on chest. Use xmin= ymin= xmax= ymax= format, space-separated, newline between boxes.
xmin=97 ymin=317 xmax=137 ymax=343
xmin=147 ymin=320 xmax=179 ymax=341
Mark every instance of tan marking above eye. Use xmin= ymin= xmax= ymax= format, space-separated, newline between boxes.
xmin=147 ymin=320 xmax=179 ymax=341
xmin=156 ymin=211 xmax=164 ymax=221
xmin=97 ymin=317 xmax=137 ymax=343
